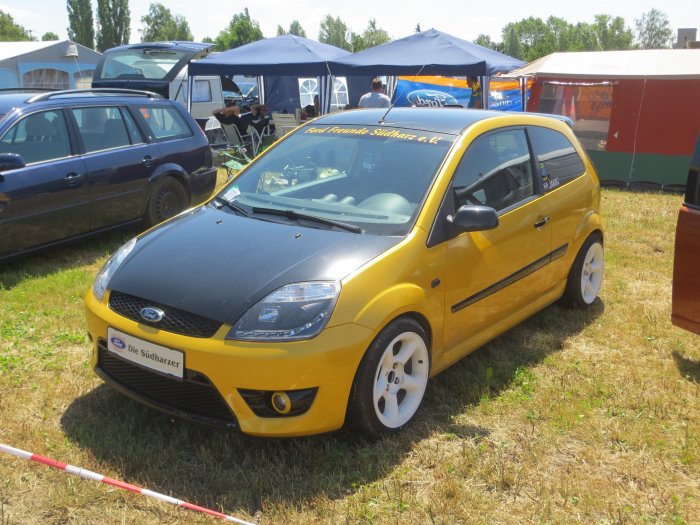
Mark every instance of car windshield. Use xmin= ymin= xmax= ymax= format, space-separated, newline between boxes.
xmin=219 ymin=124 xmax=455 ymax=235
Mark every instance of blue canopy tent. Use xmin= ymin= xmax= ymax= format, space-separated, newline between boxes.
xmin=329 ymin=28 xmax=525 ymax=108
xmin=188 ymin=34 xmax=351 ymax=114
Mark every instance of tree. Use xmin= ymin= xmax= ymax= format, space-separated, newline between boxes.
xmin=415 ymin=23 xmax=421 ymax=33
xmin=96 ymin=0 xmax=130 ymax=52
xmin=42 ymin=32 xmax=59 ymax=41
xmin=474 ymin=34 xmax=502 ymax=52
xmin=288 ymin=20 xmax=306 ymax=38
xmin=276 ymin=25 xmax=285 ymax=36
xmin=319 ymin=15 xmax=351 ymax=51
xmin=140 ymin=3 xmax=192 ymax=42
xmin=215 ymin=8 xmax=263 ymax=51
xmin=359 ymin=19 xmax=390 ymax=49
xmin=67 ymin=0 xmax=94 ymax=48
xmin=635 ymin=8 xmax=673 ymax=49
xmin=592 ymin=14 xmax=633 ymax=50
xmin=0 ymin=10 xmax=31 ymax=41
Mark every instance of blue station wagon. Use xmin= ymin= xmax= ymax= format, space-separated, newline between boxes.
xmin=0 ymin=88 xmax=217 ymax=261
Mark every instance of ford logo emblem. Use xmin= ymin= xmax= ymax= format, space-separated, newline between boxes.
xmin=140 ymin=307 xmax=164 ymax=322
xmin=110 ymin=336 xmax=126 ymax=350
xmin=406 ymin=90 xmax=458 ymax=107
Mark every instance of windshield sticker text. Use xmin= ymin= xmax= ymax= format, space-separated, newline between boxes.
xmin=304 ymin=126 xmax=442 ymax=144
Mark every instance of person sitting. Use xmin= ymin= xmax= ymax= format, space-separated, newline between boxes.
xmin=467 ymin=77 xmax=483 ymax=109
xmin=212 ymin=103 xmax=269 ymax=137
xmin=358 ymin=77 xmax=391 ymax=109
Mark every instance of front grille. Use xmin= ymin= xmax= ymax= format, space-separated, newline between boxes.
xmin=109 ymin=291 xmax=221 ymax=338
xmin=97 ymin=340 xmax=237 ymax=427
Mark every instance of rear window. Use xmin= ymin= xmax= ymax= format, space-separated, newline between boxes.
xmin=99 ymin=48 xmax=188 ymax=80
xmin=528 ymin=126 xmax=585 ymax=191
xmin=138 ymin=105 xmax=192 ymax=141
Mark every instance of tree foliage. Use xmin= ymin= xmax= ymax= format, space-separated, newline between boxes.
xmin=635 ymin=8 xmax=673 ymax=49
xmin=67 ymin=0 xmax=94 ymax=48
xmin=318 ymin=15 xmax=351 ymax=51
xmin=140 ymin=3 xmax=192 ymax=42
xmin=475 ymin=34 xmax=503 ymax=52
xmin=215 ymin=8 xmax=263 ymax=51
xmin=276 ymin=24 xmax=285 ymax=36
xmin=96 ymin=0 xmax=130 ymax=52
xmin=501 ymin=14 xmax=633 ymax=61
xmin=288 ymin=20 xmax=306 ymax=38
xmin=42 ymin=32 xmax=59 ymax=41
xmin=0 ymin=10 xmax=31 ymax=41
xmin=351 ymin=19 xmax=390 ymax=51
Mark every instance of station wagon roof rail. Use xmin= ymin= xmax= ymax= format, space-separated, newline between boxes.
xmin=27 ymin=88 xmax=163 ymax=103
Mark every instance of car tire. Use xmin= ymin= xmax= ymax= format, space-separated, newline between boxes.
xmin=146 ymin=176 xmax=188 ymax=226
xmin=562 ymin=233 xmax=604 ymax=308
xmin=347 ymin=317 xmax=430 ymax=437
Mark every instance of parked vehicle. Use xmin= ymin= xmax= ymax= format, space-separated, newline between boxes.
xmin=85 ymin=108 xmax=604 ymax=437
xmin=92 ymin=41 xmax=225 ymax=119
xmin=672 ymin=133 xmax=700 ymax=335
xmin=0 ymin=88 xmax=216 ymax=262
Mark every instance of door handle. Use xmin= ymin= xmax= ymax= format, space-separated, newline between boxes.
xmin=64 ymin=172 xmax=84 ymax=187
xmin=142 ymin=155 xmax=157 ymax=167
xmin=534 ymin=216 xmax=550 ymax=229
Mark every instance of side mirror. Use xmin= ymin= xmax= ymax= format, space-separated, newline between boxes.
xmin=0 ymin=153 xmax=25 ymax=173
xmin=448 ymin=205 xmax=499 ymax=232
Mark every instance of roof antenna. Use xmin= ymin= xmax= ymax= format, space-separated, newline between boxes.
xmin=379 ymin=64 xmax=426 ymax=124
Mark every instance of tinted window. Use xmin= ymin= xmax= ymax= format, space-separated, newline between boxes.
xmin=71 ymin=106 xmax=139 ymax=152
xmin=452 ymin=129 xmax=534 ymax=212
xmin=528 ymin=126 xmax=585 ymax=191
xmin=138 ymin=105 xmax=192 ymax=141
xmin=0 ymin=110 xmax=71 ymax=164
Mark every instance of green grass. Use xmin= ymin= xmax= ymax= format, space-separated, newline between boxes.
xmin=0 ymin=188 xmax=698 ymax=524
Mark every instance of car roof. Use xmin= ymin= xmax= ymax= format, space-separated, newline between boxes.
xmin=316 ymin=107 xmax=574 ymax=135
xmin=105 ymin=41 xmax=213 ymax=53
xmin=0 ymin=93 xmax=34 ymax=115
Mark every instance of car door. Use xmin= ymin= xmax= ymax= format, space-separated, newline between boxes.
xmin=440 ymin=128 xmax=553 ymax=359
xmin=672 ymin=133 xmax=700 ymax=335
xmin=0 ymin=108 xmax=89 ymax=257
xmin=527 ymin=125 xmax=591 ymax=285
xmin=69 ymin=105 xmax=161 ymax=229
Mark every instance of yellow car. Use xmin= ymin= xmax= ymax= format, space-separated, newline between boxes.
xmin=85 ymin=108 xmax=603 ymax=437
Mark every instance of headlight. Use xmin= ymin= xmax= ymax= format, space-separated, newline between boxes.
xmin=92 ymin=237 xmax=137 ymax=301
xmin=227 ymin=281 xmax=340 ymax=341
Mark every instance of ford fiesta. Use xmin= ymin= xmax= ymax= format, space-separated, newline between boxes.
xmin=84 ymin=108 xmax=604 ymax=437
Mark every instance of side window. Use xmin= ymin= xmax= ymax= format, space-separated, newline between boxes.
xmin=452 ymin=129 xmax=534 ymax=212
xmin=684 ymin=134 xmax=700 ymax=207
xmin=0 ymin=110 xmax=71 ymax=164
xmin=121 ymin=108 xmax=145 ymax=145
xmin=528 ymin=126 xmax=585 ymax=191
xmin=138 ymin=105 xmax=192 ymax=141
xmin=71 ymin=106 xmax=134 ymax=153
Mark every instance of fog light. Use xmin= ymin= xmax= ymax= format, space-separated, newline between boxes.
xmin=271 ymin=392 xmax=292 ymax=414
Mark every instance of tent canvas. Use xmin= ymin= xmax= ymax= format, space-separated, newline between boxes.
xmin=514 ymin=50 xmax=700 ymax=189
xmin=328 ymin=28 xmax=524 ymax=76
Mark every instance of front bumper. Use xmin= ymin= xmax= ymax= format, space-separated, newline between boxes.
xmin=85 ymin=290 xmax=375 ymax=437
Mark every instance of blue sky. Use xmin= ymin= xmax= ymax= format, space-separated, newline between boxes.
xmin=2 ymin=0 xmax=696 ymax=44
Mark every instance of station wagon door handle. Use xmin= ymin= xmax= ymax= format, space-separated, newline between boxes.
xmin=142 ymin=155 xmax=156 ymax=167
xmin=534 ymin=216 xmax=550 ymax=229
xmin=64 ymin=172 xmax=85 ymax=187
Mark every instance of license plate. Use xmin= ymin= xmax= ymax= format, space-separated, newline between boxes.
xmin=107 ymin=327 xmax=184 ymax=379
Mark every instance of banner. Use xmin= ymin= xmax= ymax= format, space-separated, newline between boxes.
xmin=392 ymin=76 xmax=529 ymax=112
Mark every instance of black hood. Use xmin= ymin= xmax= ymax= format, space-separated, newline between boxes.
xmin=109 ymin=205 xmax=400 ymax=324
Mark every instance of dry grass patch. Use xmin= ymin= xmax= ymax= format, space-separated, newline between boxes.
xmin=1 ymin=189 xmax=698 ymax=524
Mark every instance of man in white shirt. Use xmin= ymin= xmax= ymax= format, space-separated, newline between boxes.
xmin=358 ymin=77 xmax=391 ymax=108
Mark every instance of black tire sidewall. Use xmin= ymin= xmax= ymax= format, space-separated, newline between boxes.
xmin=347 ymin=317 xmax=430 ymax=437
xmin=146 ymin=177 xmax=188 ymax=226
xmin=563 ymin=233 xmax=603 ymax=309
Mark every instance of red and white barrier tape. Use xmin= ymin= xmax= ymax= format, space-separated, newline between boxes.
xmin=0 ymin=443 xmax=256 ymax=525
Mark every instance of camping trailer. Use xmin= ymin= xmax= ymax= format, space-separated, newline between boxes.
xmin=512 ymin=49 xmax=700 ymax=190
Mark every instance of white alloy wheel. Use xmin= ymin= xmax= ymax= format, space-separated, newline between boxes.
xmin=372 ymin=330 xmax=429 ymax=429
xmin=580 ymin=241 xmax=604 ymax=304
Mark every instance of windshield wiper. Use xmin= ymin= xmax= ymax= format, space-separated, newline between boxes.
xmin=214 ymin=197 xmax=249 ymax=217
xmin=251 ymin=206 xmax=363 ymax=234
